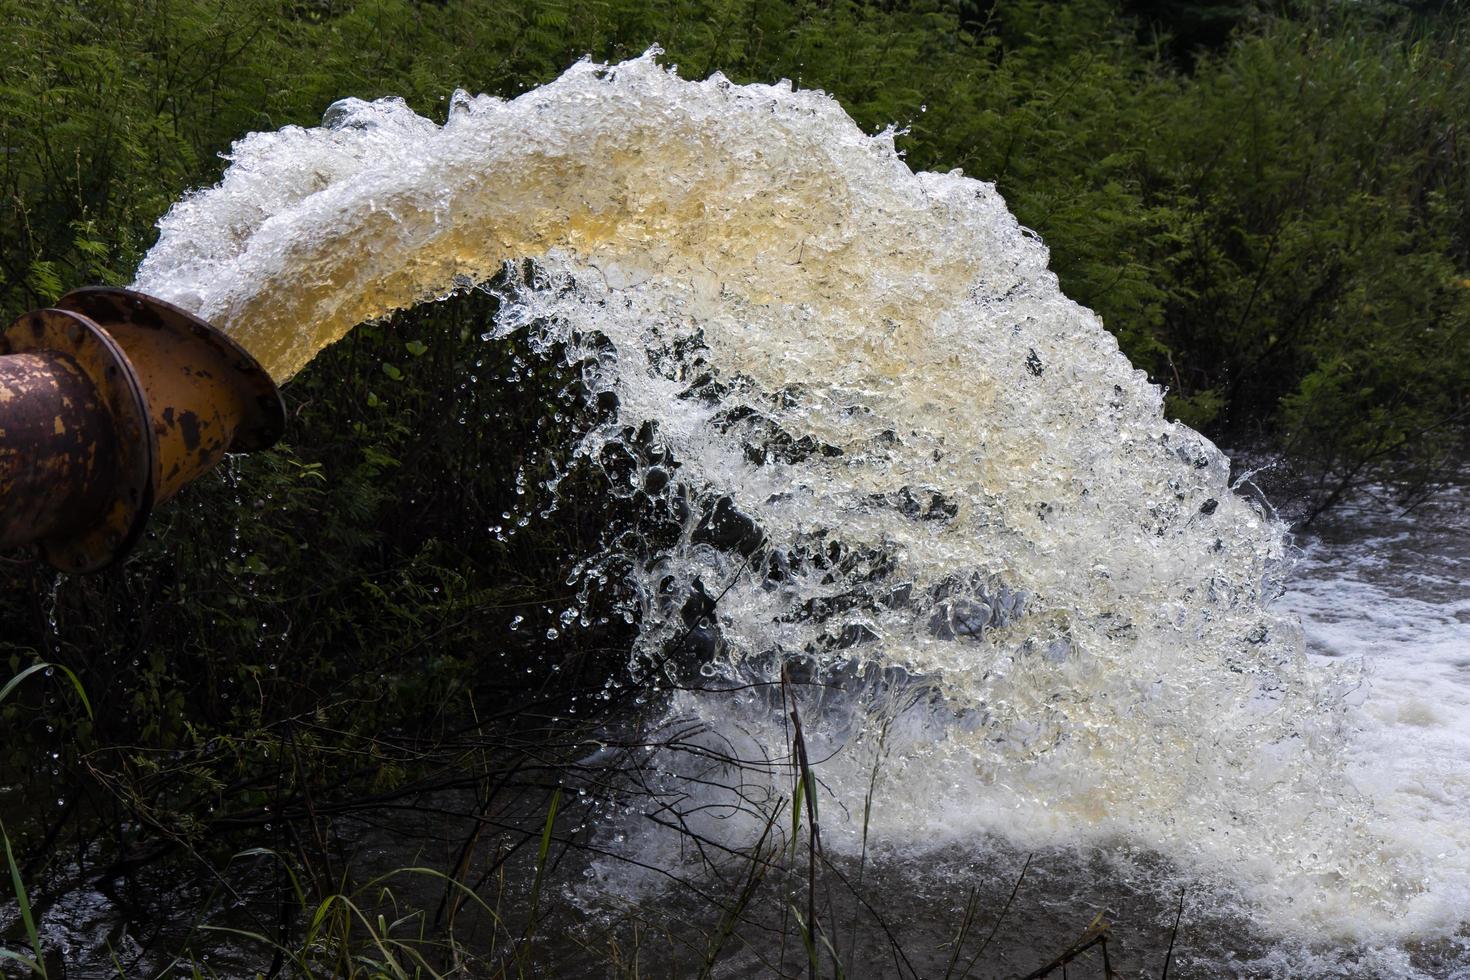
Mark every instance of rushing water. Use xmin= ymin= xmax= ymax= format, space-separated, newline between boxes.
xmin=129 ymin=52 xmax=1470 ymax=974
xmin=1273 ymin=479 xmax=1470 ymax=974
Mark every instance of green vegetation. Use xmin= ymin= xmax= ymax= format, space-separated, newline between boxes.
xmin=3 ymin=0 xmax=1466 ymax=513
xmin=1 ymin=0 xmax=1467 ymax=973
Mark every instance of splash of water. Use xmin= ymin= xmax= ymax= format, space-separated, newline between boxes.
xmin=133 ymin=51 xmax=1468 ymax=963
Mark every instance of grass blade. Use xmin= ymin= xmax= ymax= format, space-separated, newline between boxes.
xmin=1161 ymin=886 xmax=1186 ymax=980
xmin=2 ymin=821 xmax=46 ymax=980
xmin=0 ymin=949 xmax=42 ymax=973
xmin=0 ymin=661 xmax=92 ymax=719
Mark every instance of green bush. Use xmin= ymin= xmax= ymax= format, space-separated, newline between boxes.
xmin=7 ymin=0 xmax=1464 ymax=514
xmin=0 ymin=0 xmax=1467 ymax=966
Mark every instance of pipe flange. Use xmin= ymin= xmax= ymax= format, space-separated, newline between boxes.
xmin=56 ymin=288 xmax=285 ymax=453
xmin=1 ymin=308 xmax=156 ymax=572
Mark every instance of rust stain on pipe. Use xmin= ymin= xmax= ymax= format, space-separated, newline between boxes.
xmin=57 ymin=288 xmax=284 ymax=507
xmin=0 ymin=289 xmax=284 ymax=572
xmin=0 ymin=350 xmax=117 ymax=545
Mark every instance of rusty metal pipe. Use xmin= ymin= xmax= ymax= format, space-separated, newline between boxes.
xmin=0 ymin=289 xmax=284 ymax=572
xmin=0 ymin=350 xmax=120 ymax=545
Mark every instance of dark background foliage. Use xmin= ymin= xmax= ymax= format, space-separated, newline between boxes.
xmin=2 ymin=0 xmax=1465 ymax=514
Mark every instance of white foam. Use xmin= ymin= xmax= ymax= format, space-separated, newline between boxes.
xmin=133 ymin=52 xmax=1469 ymax=962
xmin=1280 ymin=490 xmax=1470 ymax=953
